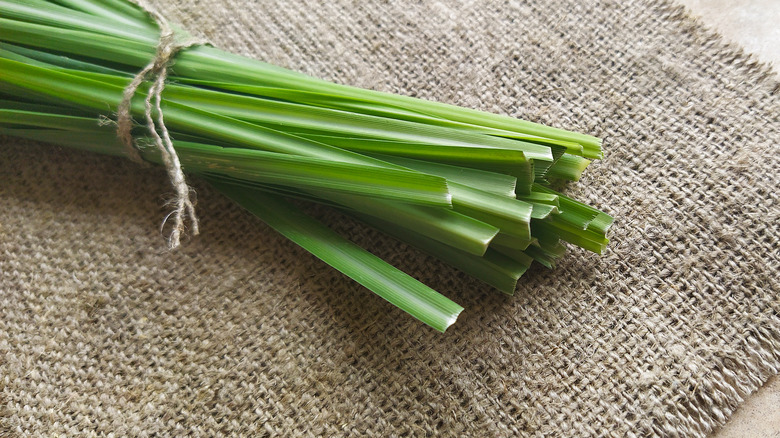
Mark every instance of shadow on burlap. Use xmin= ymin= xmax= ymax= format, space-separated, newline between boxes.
xmin=1 ymin=0 xmax=778 ymax=436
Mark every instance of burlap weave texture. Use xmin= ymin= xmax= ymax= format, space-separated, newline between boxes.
xmin=1 ymin=0 xmax=778 ymax=436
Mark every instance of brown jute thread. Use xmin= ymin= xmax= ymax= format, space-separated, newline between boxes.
xmin=116 ymin=0 xmax=206 ymax=249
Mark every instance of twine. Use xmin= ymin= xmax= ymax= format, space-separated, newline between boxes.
xmin=116 ymin=1 xmax=206 ymax=249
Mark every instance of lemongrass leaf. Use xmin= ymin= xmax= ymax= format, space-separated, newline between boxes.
xmin=447 ymin=183 xmax=532 ymax=241
xmin=211 ymin=180 xmax=463 ymax=332
xmin=1 ymin=42 xmax=132 ymax=76
xmin=169 ymin=78 xmax=589 ymax=154
xmin=321 ymin=192 xmax=500 ymax=257
xmin=297 ymin=134 xmax=534 ymax=185
xmin=356 ymin=214 xmax=529 ymax=294
xmin=533 ymin=184 xmax=613 ymax=233
xmin=0 ymin=58 xmax=432 ymax=170
xmin=1 ymin=0 xmax=156 ymax=43
xmin=177 ymin=142 xmax=453 ymax=207
xmin=48 ymin=0 xmax=149 ymax=29
xmin=0 ymin=110 xmax=454 ymax=207
xmin=1 ymin=4 xmax=600 ymax=157
xmin=529 ymin=203 xmax=559 ymax=220
xmin=490 ymin=233 xmax=535 ymax=251
xmin=545 ymin=153 xmax=591 ymax=181
xmin=535 ymin=220 xmax=608 ymax=254
xmin=521 ymin=244 xmax=564 ymax=269
xmin=364 ymin=153 xmax=517 ymax=197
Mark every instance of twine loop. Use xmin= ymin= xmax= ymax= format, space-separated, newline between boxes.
xmin=116 ymin=1 xmax=207 ymax=249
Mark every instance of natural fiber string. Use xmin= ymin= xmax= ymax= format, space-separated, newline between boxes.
xmin=116 ymin=1 xmax=206 ymax=249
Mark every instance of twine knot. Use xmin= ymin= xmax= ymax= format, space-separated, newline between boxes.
xmin=116 ymin=1 xmax=207 ymax=249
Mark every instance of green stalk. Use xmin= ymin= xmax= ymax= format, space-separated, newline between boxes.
xmin=358 ymin=153 xmax=518 ymax=197
xmin=320 ymin=192 xmax=500 ymax=257
xmin=0 ymin=4 xmax=601 ymax=157
xmin=533 ymin=184 xmax=614 ymax=232
xmin=355 ymin=214 xmax=530 ymax=294
xmin=0 ymin=117 xmax=451 ymax=207
xmin=545 ymin=153 xmax=591 ymax=181
xmin=212 ymin=180 xmax=464 ymax=332
xmin=297 ymin=134 xmax=535 ymax=184
xmin=0 ymin=58 xmax=417 ymax=168
xmin=0 ymin=106 xmax=501 ymax=257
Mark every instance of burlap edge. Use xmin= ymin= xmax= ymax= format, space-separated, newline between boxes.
xmin=640 ymin=2 xmax=780 ymax=436
xmin=653 ymin=0 xmax=780 ymax=93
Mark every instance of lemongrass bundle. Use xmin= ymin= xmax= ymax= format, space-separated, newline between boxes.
xmin=0 ymin=0 xmax=612 ymax=331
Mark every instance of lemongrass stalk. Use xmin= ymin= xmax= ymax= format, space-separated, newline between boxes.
xmin=297 ymin=135 xmax=535 ymax=185
xmin=491 ymin=233 xmax=536 ymax=252
xmin=59 ymin=66 xmax=555 ymax=163
xmin=0 ymin=58 xmax=426 ymax=168
xmin=0 ymin=113 xmax=451 ymax=206
xmin=532 ymin=184 xmax=614 ymax=233
xmin=357 ymin=153 xmax=518 ymax=198
xmin=0 ymin=3 xmax=601 ymax=156
xmin=0 ymin=107 xmax=502 ymax=257
xmin=447 ymin=184 xmax=532 ymax=241
xmin=212 ymin=180 xmax=464 ymax=332
xmin=49 ymin=0 xmax=150 ymax=29
xmin=319 ymin=192 xmax=500 ymax=257
xmin=545 ymin=153 xmax=591 ymax=181
xmin=355 ymin=214 xmax=530 ymax=294
xmin=520 ymin=243 xmax=566 ymax=269
xmin=177 ymin=79 xmax=585 ymax=153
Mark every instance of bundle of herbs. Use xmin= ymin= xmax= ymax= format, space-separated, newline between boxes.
xmin=0 ymin=0 xmax=612 ymax=331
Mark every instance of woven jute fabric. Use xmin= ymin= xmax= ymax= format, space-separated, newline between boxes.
xmin=1 ymin=0 xmax=778 ymax=436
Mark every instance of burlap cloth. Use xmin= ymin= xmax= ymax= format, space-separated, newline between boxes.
xmin=1 ymin=0 xmax=778 ymax=436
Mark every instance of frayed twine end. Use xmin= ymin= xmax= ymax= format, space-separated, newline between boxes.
xmin=160 ymin=187 xmax=200 ymax=249
xmin=116 ymin=0 xmax=207 ymax=249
